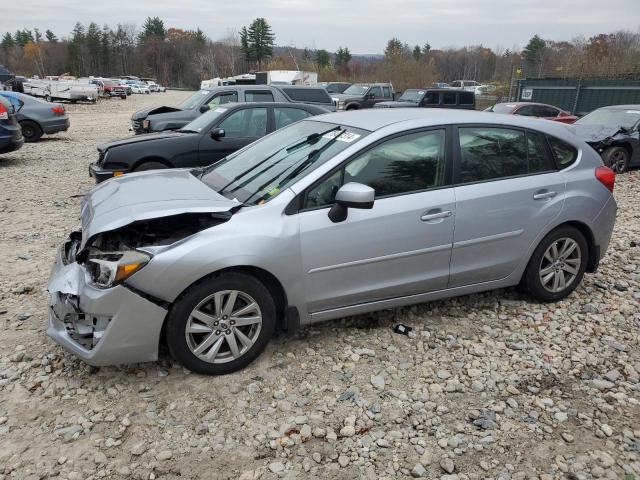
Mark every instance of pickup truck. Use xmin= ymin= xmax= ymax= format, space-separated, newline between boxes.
xmin=131 ymin=85 xmax=334 ymax=134
xmin=330 ymin=83 xmax=394 ymax=110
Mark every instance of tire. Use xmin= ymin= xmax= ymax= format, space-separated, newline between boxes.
xmin=522 ymin=226 xmax=588 ymax=302
xmin=134 ymin=161 xmax=167 ymax=172
xmin=345 ymin=105 xmax=358 ymax=110
xmin=166 ymin=272 xmax=276 ymax=375
xmin=20 ymin=120 xmax=43 ymax=143
xmin=121 ymin=95 xmax=127 ymax=100
xmin=602 ymin=146 xmax=629 ymax=174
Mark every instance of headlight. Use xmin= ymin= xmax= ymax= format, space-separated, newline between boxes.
xmin=87 ymin=250 xmax=150 ymax=288
xmin=337 ymin=101 xmax=346 ymax=109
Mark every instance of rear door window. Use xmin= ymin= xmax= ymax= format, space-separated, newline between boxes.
xmin=369 ymin=86 xmax=383 ymax=98
xmin=515 ymin=105 xmax=537 ymax=116
xmin=458 ymin=127 xmax=528 ymax=183
xmin=443 ymin=92 xmax=456 ymax=105
xmin=534 ymin=105 xmax=560 ymax=117
xmin=274 ymin=107 xmax=312 ymax=130
xmin=245 ymin=90 xmax=274 ymax=102
xmin=459 ymin=92 xmax=475 ymax=105
xmin=527 ymin=131 xmax=557 ymax=173
xmin=218 ymin=107 xmax=268 ymax=138
xmin=382 ymin=86 xmax=391 ymax=98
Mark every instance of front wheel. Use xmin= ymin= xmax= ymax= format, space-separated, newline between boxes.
xmin=522 ymin=226 xmax=588 ymax=302
xmin=166 ymin=272 xmax=276 ymax=375
xmin=602 ymin=147 xmax=629 ymax=174
xmin=134 ymin=161 xmax=167 ymax=172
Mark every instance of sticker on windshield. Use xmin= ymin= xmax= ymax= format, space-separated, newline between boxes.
xmin=626 ymin=110 xmax=640 ymax=114
xmin=323 ymin=131 xmax=361 ymax=143
xmin=418 ymin=91 xmax=424 ymax=94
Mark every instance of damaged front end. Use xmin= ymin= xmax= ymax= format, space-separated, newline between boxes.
xmin=47 ymin=212 xmax=233 ymax=366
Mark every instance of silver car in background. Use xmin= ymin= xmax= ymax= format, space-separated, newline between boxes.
xmin=48 ymin=109 xmax=617 ymax=375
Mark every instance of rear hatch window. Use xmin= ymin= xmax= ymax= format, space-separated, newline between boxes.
xmin=282 ymin=88 xmax=332 ymax=105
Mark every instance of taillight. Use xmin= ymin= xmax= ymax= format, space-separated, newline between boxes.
xmin=0 ymin=102 xmax=8 ymax=120
xmin=595 ymin=166 xmax=615 ymax=193
xmin=51 ymin=105 xmax=65 ymax=115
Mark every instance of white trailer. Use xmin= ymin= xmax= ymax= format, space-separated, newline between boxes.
xmin=23 ymin=79 xmax=99 ymax=103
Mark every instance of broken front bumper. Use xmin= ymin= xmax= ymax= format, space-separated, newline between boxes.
xmin=47 ymin=238 xmax=167 ymax=366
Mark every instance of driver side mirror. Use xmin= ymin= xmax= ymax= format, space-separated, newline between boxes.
xmin=328 ymin=183 xmax=375 ymax=223
xmin=199 ymin=105 xmax=210 ymax=114
xmin=210 ymin=128 xmax=225 ymax=141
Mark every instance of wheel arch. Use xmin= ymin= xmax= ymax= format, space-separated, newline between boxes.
xmin=158 ymin=265 xmax=290 ymax=351
xmin=19 ymin=118 xmax=43 ymax=132
xmin=131 ymin=156 xmax=173 ymax=171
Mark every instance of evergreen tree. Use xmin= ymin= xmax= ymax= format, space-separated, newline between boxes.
xmin=240 ymin=18 xmax=274 ymax=68
xmin=315 ymin=49 xmax=331 ymax=69
xmin=524 ymin=34 xmax=547 ymax=74
xmin=384 ymin=37 xmax=408 ymax=60
xmin=45 ymin=29 xmax=58 ymax=43
xmin=335 ymin=47 xmax=352 ymax=68
xmin=413 ymin=45 xmax=421 ymax=61
xmin=1 ymin=32 xmax=15 ymax=49
xmin=139 ymin=16 xmax=166 ymax=41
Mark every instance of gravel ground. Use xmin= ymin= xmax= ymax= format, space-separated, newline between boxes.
xmin=0 ymin=92 xmax=639 ymax=480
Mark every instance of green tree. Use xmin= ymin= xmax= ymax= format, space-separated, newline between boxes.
xmin=139 ymin=16 xmax=166 ymax=41
xmin=45 ymin=29 xmax=58 ymax=43
xmin=422 ymin=42 xmax=431 ymax=55
xmin=193 ymin=28 xmax=207 ymax=45
xmin=384 ymin=37 xmax=408 ymax=60
xmin=523 ymin=34 xmax=547 ymax=75
xmin=240 ymin=18 xmax=275 ymax=68
xmin=315 ymin=49 xmax=331 ymax=69
xmin=413 ymin=45 xmax=421 ymax=61
xmin=1 ymin=32 xmax=14 ymax=49
xmin=335 ymin=46 xmax=352 ymax=69
xmin=302 ymin=47 xmax=312 ymax=62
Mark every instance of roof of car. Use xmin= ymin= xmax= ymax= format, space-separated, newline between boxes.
xmin=494 ymin=102 xmax=559 ymax=108
xmin=213 ymin=101 xmax=328 ymax=111
xmin=312 ymin=108 xmax=575 ymax=135
xmin=598 ymin=104 xmax=640 ymax=110
xmin=202 ymin=84 xmax=326 ymax=92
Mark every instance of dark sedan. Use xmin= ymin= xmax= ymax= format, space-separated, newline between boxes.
xmin=0 ymin=91 xmax=70 ymax=142
xmin=572 ymin=105 xmax=640 ymax=173
xmin=91 ymin=102 xmax=329 ymax=183
xmin=0 ymin=95 xmax=23 ymax=154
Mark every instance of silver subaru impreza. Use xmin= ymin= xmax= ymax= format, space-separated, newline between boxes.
xmin=48 ymin=109 xmax=617 ymax=375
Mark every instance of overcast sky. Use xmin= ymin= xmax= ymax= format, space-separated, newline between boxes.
xmin=2 ymin=0 xmax=639 ymax=53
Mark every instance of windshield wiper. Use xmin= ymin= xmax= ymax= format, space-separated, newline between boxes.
xmin=249 ymin=128 xmax=347 ymax=203
xmin=217 ymin=125 xmax=344 ymax=194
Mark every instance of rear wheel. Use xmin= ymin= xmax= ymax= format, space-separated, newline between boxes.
xmin=20 ymin=120 xmax=43 ymax=142
xmin=602 ymin=147 xmax=629 ymax=174
xmin=522 ymin=226 xmax=588 ymax=302
xmin=134 ymin=161 xmax=167 ymax=172
xmin=166 ymin=272 xmax=276 ymax=375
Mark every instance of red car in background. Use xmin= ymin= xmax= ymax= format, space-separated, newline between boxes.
xmin=486 ymin=102 xmax=578 ymax=124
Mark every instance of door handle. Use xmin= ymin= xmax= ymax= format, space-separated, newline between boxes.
xmin=533 ymin=190 xmax=557 ymax=201
xmin=421 ymin=210 xmax=452 ymax=222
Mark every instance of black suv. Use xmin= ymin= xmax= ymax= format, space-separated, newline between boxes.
xmin=375 ymin=88 xmax=475 ymax=109
xmin=131 ymin=85 xmax=334 ymax=134
xmin=0 ymin=95 xmax=24 ymax=154
xmin=330 ymin=83 xmax=395 ymax=110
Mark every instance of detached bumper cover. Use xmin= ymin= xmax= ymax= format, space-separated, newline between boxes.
xmin=47 ymin=240 xmax=167 ymax=366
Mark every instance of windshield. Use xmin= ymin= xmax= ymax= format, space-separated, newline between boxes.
xmin=182 ymin=107 xmax=230 ymax=133
xmin=199 ymin=120 xmax=369 ymax=205
xmin=576 ymin=108 xmax=640 ymax=129
xmin=343 ymin=85 xmax=369 ymax=95
xmin=180 ymin=90 xmax=210 ymax=109
xmin=488 ymin=103 xmax=516 ymax=113
xmin=398 ymin=90 xmax=424 ymax=103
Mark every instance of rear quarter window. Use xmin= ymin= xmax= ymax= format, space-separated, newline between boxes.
xmin=547 ymin=135 xmax=578 ymax=168
xmin=282 ymin=88 xmax=332 ymax=104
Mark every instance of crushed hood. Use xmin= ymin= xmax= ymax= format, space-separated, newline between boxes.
xmin=79 ymin=169 xmax=240 ymax=251
xmin=131 ymin=105 xmax=183 ymax=121
xmin=571 ymin=124 xmax=623 ymax=143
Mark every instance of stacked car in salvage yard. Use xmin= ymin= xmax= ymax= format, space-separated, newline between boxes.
xmin=0 ymin=91 xmax=639 ymax=479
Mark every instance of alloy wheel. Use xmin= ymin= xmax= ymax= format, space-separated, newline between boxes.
xmin=185 ymin=290 xmax=262 ymax=364
xmin=538 ymin=237 xmax=581 ymax=293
